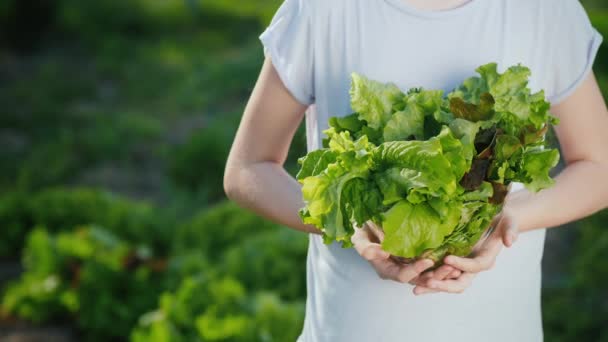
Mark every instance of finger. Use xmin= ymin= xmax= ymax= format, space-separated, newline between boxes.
xmin=499 ymin=215 xmax=519 ymax=248
xmin=448 ymin=269 xmax=462 ymax=279
xmin=367 ymin=221 xmax=385 ymax=241
xmin=409 ymin=269 xmax=436 ymax=285
xmin=361 ymin=244 xmax=391 ymax=261
xmin=432 ymin=265 xmax=455 ymax=280
xmin=427 ymin=273 xmax=475 ymax=294
xmin=352 ymin=228 xmax=390 ymax=261
xmin=443 ymin=241 xmax=501 ymax=273
xmin=413 ymin=286 xmax=439 ymax=296
xmin=395 ymin=259 xmax=434 ymax=283
xmin=413 ymin=266 xmax=454 ymax=287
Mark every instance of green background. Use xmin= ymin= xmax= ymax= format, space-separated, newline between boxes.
xmin=0 ymin=1 xmax=606 ymax=341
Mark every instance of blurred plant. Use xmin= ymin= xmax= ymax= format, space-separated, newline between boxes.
xmin=0 ymin=188 xmax=171 ymax=258
xmin=223 ymin=229 xmax=308 ymax=301
xmin=172 ymin=201 xmax=277 ymax=261
xmin=167 ymin=116 xmax=237 ymax=200
xmin=130 ymin=274 xmax=304 ymax=342
xmin=543 ymin=209 xmax=608 ymax=342
xmin=1 ymin=226 xmax=166 ymax=341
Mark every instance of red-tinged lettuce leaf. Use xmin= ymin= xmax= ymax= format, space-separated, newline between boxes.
xmin=449 ymin=92 xmax=495 ymax=122
xmin=489 ymin=182 xmax=510 ymax=204
xmin=460 ymin=158 xmax=490 ymax=191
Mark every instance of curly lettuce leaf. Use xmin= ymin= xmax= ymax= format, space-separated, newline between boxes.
xmin=519 ymin=148 xmax=560 ymax=192
xmin=297 ymin=65 xmax=560 ymax=260
xmin=459 ymin=181 xmax=494 ymax=202
xmin=381 ymin=200 xmax=461 ymax=258
xmin=299 ymin=133 xmax=379 ymax=244
xmin=425 ymin=201 xmax=500 ymax=260
xmin=449 ymin=63 xmax=557 ymax=137
xmin=383 ymin=89 xmax=445 ymax=142
xmin=374 ymin=168 xmax=441 ymax=206
xmin=436 ymin=126 xmax=468 ymax=182
xmin=448 ymin=118 xmax=482 ymax=163
xmin=350 ymin=73 xmax=404 ymax=130
xmin=299 ymin=161 xmax=366 ymax=243
xmin=296 ymin=149 xmax=339 ymax=181
xmin=373 ymin=138 xmax=457 ymax=197
xmin=328 ymin=113 xmax=365 ymax=133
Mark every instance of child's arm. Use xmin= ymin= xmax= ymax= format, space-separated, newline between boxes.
xmin=224 ymin=57 xmax=319 ymax=234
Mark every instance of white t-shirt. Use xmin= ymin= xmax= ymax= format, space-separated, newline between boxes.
xmin=259 ymin=1 xmax=603 ymax=341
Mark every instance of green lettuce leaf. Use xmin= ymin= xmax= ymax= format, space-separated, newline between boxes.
xmin=299 ymin=161 xmax=366 ymax=243
xmin=381 ymin=200 xmax=461 ymax=258
xmin=425 ymin=201 xmax=500 ymax=260
xmin=299 ymin=133 xmax=377 ymax=244
xmin=519 ymin=148 xmax=560 ymax=192
xmin=373 ymin=138 xmax=458 ymax=197
xmin=350 ymin=73 xmax=404 ymax=130
xmin=374 ymin=168 xmax=440 ymax=206
xmin=296 ymin=149 xmax=339 ymax=181
xmin=448 ymin=118 xmax=481 ymax=164
xmin=383 ymin=89 xmax=445 ymax=141
xmin=436 ymin=126 xmax=469 ymax=182
xmin=328 ymin=113 xmax=365 ymax=133
xmin=297 ymin=65 xmax=560 ymax=261
xmin=459 ymin=181 xmax=494 ymax=201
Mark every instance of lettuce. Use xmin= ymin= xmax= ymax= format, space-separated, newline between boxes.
xmin=297 ymin=63 xmax=560 ymax=261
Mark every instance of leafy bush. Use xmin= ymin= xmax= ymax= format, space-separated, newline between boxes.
xmin=173 ymin=201 xmax=277 ymax=260
xmin=1 ymin=226 xmax=166 ymax=341
xmin=130 ymin=274 xmax=304 ymax=342
xmin=543 ymin=209 xmax=608 ymax=342
xmin=0 ymin=188 xmax=171 ymax=258
xmin=223 ymin=229 xmax=308 ymax=300
xmin=0 ymin=192 xmax=32 ymax=259
xmin=167 ymin=116 xmax=237 ymax=199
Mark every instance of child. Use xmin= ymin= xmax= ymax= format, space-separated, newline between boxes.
xmin=224 ymin=0 xmax=607 ymax=340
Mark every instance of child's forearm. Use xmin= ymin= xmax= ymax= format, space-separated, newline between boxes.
xmin=224 ymin=161 xmax=321 ymax=234
xmin=506 ymin=159 xmax=608 ymax=233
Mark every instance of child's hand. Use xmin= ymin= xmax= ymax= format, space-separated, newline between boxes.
xmin=412 ymin=209 xmax=520 ymax=295
xmin=351 ymin=222 xmax=434 ymax=284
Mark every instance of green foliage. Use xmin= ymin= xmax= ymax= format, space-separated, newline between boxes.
xmin=130 ymin=275 xmax=304 ymax=342
xmin=543 ymin=209 xmax=608 ymax=342
xmin=0 ymin=1 xmax=605 ymax=341
xmin=173 ymin=201 xmax=277 ymax=261
xmin=299 ymin=66 xmax=558 ymax=260
xmin=223 ymin=229 xmax=308 ymax=301
xmin=167 ymin=116 xmax=237 ymax=199
xmin=2 ymin=227 xmax=166 ymax=341
xmin=0 ymin=188 xmax=171 ymax=258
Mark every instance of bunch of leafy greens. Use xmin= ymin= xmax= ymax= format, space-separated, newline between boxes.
xmin=297 ymin=63 xmax=560 ymax=261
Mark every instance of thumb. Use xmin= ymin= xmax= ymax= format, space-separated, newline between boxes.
xmin=352 ymin=226 xmax=390 ymax=261
xmin=500 ymin=214 xmax=519 ymax=248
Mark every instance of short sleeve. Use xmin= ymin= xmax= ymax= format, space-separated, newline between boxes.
xmin=260 ymin=0 xmax=315 ymax=105
xmin=544 ymin=0 xmax=603 ymax=105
